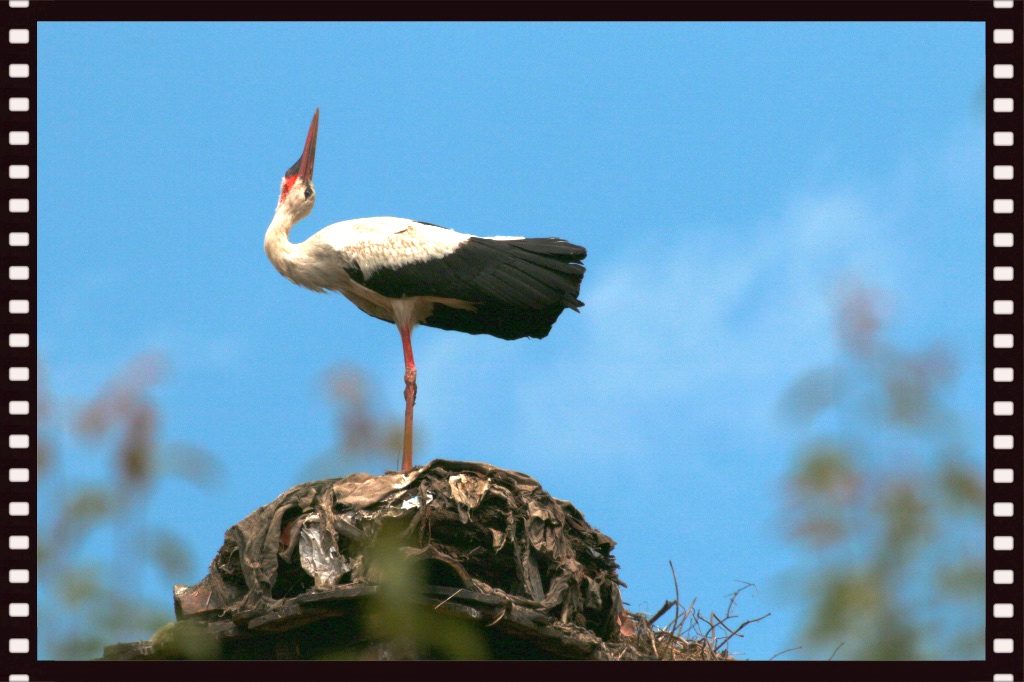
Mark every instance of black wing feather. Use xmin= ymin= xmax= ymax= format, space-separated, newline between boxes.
xmin=356 ymin=235 xmax=587 ymax=340
xmin=359 ymin=236 xmax=586 ymax=309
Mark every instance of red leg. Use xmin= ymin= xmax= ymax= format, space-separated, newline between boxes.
xmin=399 ymin=323 xmax=416 ymax=473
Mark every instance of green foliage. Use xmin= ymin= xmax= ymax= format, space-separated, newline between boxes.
xmin=149 ymin=529 xmax=194 ymax=580
xmin=361 ymin=524 xmax=489 ymax=660
xmin=151 ymin=620 xmax=223 ymax=660
xmin=315 ymin=522 xmax=489 ymax=660
xmin=49 ymin=487 xmax=113 ymax=551
xmin=38 ymin=355 xmax=221 ymax=659
xmin=937 ymin=458 xmax=985 ymax=510
xmin=41 ymin=356 xmax=418 ymax=660
xmin=780 ymin=286 xmax=984 ymax=660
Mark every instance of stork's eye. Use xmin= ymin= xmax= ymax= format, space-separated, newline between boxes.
xmin=304 ymin=187 xmax=313 ymax=199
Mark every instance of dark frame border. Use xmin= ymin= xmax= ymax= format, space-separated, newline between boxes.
xmin=2 ymin=2 xmax=1020 ymax=681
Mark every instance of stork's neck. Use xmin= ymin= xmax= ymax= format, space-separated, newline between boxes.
xmin=264 ymin=206 xmax=302 ymax=275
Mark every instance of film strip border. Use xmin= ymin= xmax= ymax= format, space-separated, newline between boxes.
xmin=988 ymin=2 xmax=1024 ymax=681
xmin=3 ymin=0 xmax=36 ymax=679
xmin=0 ymin=2 xmax=1021 ymax=681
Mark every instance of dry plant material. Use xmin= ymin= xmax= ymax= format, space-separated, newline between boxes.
xmin=110 ymin=461 xmax=753 ymax=660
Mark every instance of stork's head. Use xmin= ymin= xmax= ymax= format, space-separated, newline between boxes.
xmin=277 ymin=109 xmax=319 ymax=220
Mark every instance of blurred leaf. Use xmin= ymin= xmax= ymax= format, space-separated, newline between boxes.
xmin=59 ymin=567 xmax=105 ymax=606
xmin=948 ymin=629 xmax=985 ymax=658
xmin=917 ymin=344 xmax=956 ymax=384
xmin=51 ymin=487 xmax=113 ymax=550
xmin=363 ymin=523 xmax=488 ymax=659
xmin=64 ymin=488 xmax=112 ymax=520
xmin=865 ymin=612 xmax=920 ymax=660
xmin=54 ymin=635 xmax=108 ymax=660
xmin=879 ymin=481 xmax=932 ymax=554
xmin=118 ymin=405 xmax=156 ymax=487
xmin=881 ymin=346 xmax=957 ymax=430
xmin=936 ymin=561 xmax=984 ymax=599
xmin=37 ymin=437 xmax=53 ymax=474
xmin=299 ymin=449 xmax=347 ymax=482
xmin=790 ymin=518 xmax=847 ymax=547
xmin=312 ymin=364 xmax=415 ymax=476
xmin=75 ymin=389 xmax=119 ymax=440
xmin=142 ymin=610 xmax=174 ymax=634
xmin=149 ymin=528 xmax=193 ymax=580
xmin=152 ymin=620 xmax=222 ymax=660
xmin=122 ymin=352 xmax=169 ymax=389
xmin=791 ymin=442 xmax=860 ymax=502
xmin=779 ymin=368 xmax=845 ymax=422
xmin=38 ymin=353 xmax=227 ymax=661
xmin=883 ymin=374 xmax=932 ymax=426
xmin=96 ymin=606 xmax=133 ymax=634
xmin=938 ymin=462 xmax=984 ymax=511
xmin=806 ymin=573 xmax=881 ymax=643
xmin=159 ymin=444 xmax=222 ymax=488
xmin=836 ymin=285 xmax=885 ymax=355
xmin=97 ymin=596 xmax=162 ymax=632
xmin=324 ymin=364 xmax=368 ymax=404
xmin=74 ymin=352 xmax=166 ymax=442
xmin=37 ymin=374 xmax=56 ymax=422
xmin=781 ymin=286 xmax=983 ymax=660
xmin=384 ymin=425 xmax=405 ymax=459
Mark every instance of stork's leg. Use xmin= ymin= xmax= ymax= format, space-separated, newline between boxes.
xmin=399 ymin=323 xmax=417 ymax=473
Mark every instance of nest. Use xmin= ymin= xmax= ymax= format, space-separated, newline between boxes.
xmin=96 ymin=460 xmax=740 ymax=660
xmin=170 ymin=459 xmax=634 ymax=658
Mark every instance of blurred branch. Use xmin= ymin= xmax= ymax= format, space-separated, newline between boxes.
xmin=38 ymin=353 xmax=221 ymax=659
xmin=779 ymin=284 xmax=984 ymax=659
xmin=302 ymin=365 xmax=411 ymax=479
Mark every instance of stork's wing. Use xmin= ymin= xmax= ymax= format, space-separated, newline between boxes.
xmin=317 ymin=218 xmax=587 ymax=339
xmin=319 ymin=219 xmax=584 ymax=308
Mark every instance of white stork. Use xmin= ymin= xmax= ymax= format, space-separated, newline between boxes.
xmin=264 ymin=110 xmax=587 ymax=473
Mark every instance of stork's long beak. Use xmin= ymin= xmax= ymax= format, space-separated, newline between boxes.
xmin=298 ymin=109 xmax=319 ymax=183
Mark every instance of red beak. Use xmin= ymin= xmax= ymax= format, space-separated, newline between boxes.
xmin=298 ymin=108 xmax=318 ymax=184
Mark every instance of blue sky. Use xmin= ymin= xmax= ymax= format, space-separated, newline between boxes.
xmin=37 ymin=21 xmax=984 ymax=659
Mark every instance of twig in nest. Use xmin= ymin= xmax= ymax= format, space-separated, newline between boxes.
xmin=732 ymin=612 xmax=770 ymax=636
xmin=695 ymin=613 xmax=718 ymax=651
xmin=647 ymin=600 xmax=675 ymax=627
xmin=433 ymin=588 xmax=464 ymax=610
xmin=735 ymin=579 xmax=756 ymax=593
xmin=723 ymin=581 xmax=754 ymax=622
xmin=714 ymin=612 xmax=770 ymax=654
xmin=669 ymin=560 xmax=681 ymax=633
xmin=679 ymin=597 xmax=697 ymax=638
xmin=769 ymin=645 xmax=802 ymax=660
xmin=710 ymin=613 xmax=739 ymax=640
xmin=485 ymin=605 xmax=508 ymax=627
